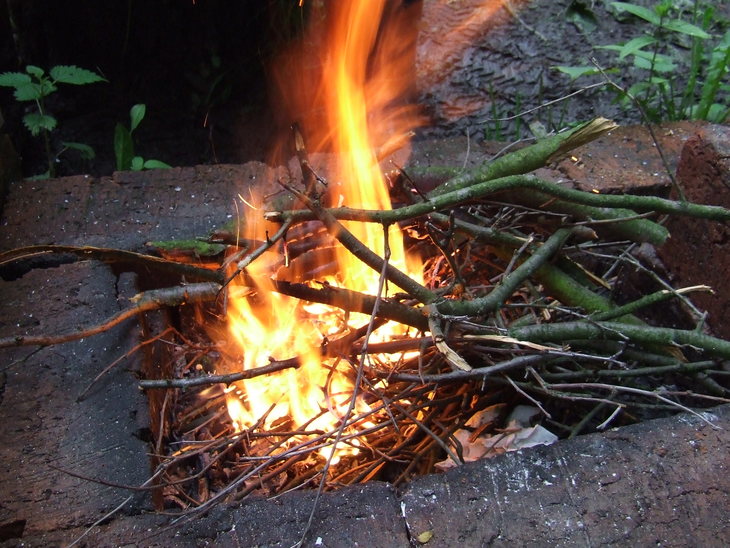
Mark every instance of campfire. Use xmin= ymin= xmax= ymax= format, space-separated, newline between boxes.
xmin=124 ymin=0 xmax=730 ymax=511
xmin=3 ymin=0 xmax=730 ymax=524
xmin=222 ymin=0 xmax=425 ymax=459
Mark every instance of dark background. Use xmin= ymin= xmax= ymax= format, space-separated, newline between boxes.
xmin=1 ymin=0 xmax=303 ymax=177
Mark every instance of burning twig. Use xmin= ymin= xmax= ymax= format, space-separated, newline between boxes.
xmin=222 ymin=218 xmax=293 ymax=287
xmin=297 ymin=223 xmax=395 ymax=548
xmin=282 ymin=181 xmax=437 ymax=303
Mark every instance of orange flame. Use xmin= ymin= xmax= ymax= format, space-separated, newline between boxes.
xmin=221 ymin=0 xmax=424 ymax=453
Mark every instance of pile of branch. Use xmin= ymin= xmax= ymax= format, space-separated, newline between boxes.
xmin=3 ymin=117 xmax=730 ymax=512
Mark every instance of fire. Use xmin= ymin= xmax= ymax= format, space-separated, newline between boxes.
xmin=221 ymin=0 xmax=424 ymax=457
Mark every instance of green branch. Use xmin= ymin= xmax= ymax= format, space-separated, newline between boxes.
xmin=266 ymin=175 xmax=727 ymax=244
xmin=510 ymin=321 xmax=730 ymax=359
xmin=590 ymin=285 xmax=713 ymax=322
xmin=427 ymin=117 xmax=619 ymax=196
xmin=436 ymin=228 xmax=576 ymax=316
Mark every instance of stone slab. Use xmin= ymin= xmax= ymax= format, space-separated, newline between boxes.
xmin=7 ymin=405 xmax=728 ymax=547
xmin=0 ymin=163 xmax=281 ymax=252
xmin=402 ymin=405 xmax=730 ymax=547
xmin=409 ymin=121 xmax=703 ymax=195
xmin=0 ymin=262 xmax=149 ymax=538
xmin=0 ymin=163 xmax=281 ymax=542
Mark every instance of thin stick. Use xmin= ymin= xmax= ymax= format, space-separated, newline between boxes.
xmin=590 ymin=57 xmax=684 ymax=201
xmin=376 ymin=354 xmax=547 ymax=383
xmin=482 ymin=82 xmax=606 ymax=123
xmin=547 ymin=382 xmax=720 ymax=429
xmin=78 ymin=327 xmax=175 ymax=400
xmin=139 ymin=358 xmax=301 ymax=389
xmin=66 ymin=468 xmax=165 ymax=547
xmin=505 ymin=374 xmax=552 ymax=418
xmin=0 ymin=283 xmax=221 ymax=349
xmin=295 ymin=224 xmax=393 ymax=548
xmin=0 ymin=244 xmax=223 ymax=283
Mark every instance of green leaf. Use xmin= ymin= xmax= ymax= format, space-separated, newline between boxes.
xmin=553 ymin=65 xmax=601 ymax=80
xmin=50 ymin=65 xmax=106 ymax=85
xmin=706 ymin=103 xmax=730 ymax=123
xmin=597 ymin=44 xmax=623 ymax=54
xmin=632 ymin=56 xmax=653 ymax=70
xmin=25 ymin=65 xmax=45 ymax=78
xmin=13 ymin=82 xmax=43 ymax=101
xmin=62 ymin=141 xmax=95 ymax=160
xmin=0 ymin=72 xmax=31 ymax=88
xmin=619 ymin=36 xmax=657 ymax=59
xmin=143 ymin=159 xmax=172 ymax=169
xmin=648 ymin=75 xmax=670 ymax=86
xmin=131 ymin=156 xmax=144 ymax=171
xmin=662 ymin=20 xmax=711 ymax=39
xmin=129 ymin=104 xmax=146 ymax=133
xmin=13 ymin=79 xmax=57 ymax=101
xmin=23 ymin=112 xmax=57 ymax=136
xmin=694 ymin=30 xmax=730 ymax=118
xmin=611 ymin=2 xmax=660 ymax=26
xmin=39 ymin=78 xmax=57 ymax=97
xmin=627 ymin=81 xmax=652 ymax=97
xmin=650 ymin=60 xmax=676 ymax=73
xmin=628 ymin=50 xmax=675 ymax=72
xmin=114 ymin=123 xmax=134 ymax=171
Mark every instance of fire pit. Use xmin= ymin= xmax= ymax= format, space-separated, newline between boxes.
xmin=2 ymin=1 xmax=730 ymax=545
xmin=2 ymin=124 xmax=730 ymax=545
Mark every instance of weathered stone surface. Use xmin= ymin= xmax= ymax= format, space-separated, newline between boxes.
xmin=8 ymin=405 xmax=729 ymax=547
xmin=0 ymin=163 xmax=280 ymax=252
xmin=408 ymin=121 xmax=703 ymax=195
xmin=0 ymin=163 xmax=280 ymax=543
xmin=182 ymin=482 xmax=408 ymax=548
xmin=551 ymin=122 xmax=704 ymax=194
xmin=401 ymin=406 xmax=730 ymax=547
xmin=0 ymin=262 xmax=149 ymax=538
xmin=659 ymin=125 xmax=730 ymax=340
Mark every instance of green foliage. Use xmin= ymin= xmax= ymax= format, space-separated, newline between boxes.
xmin=147 ymin=239 xmax=226 ymax=257
xmin=114 ymin=104 xmax=172 ymax=171
xmin=0 ymin=64 xmax=105 ymax=178
xmin=555 ymin=0 xmax=730 ymax=123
